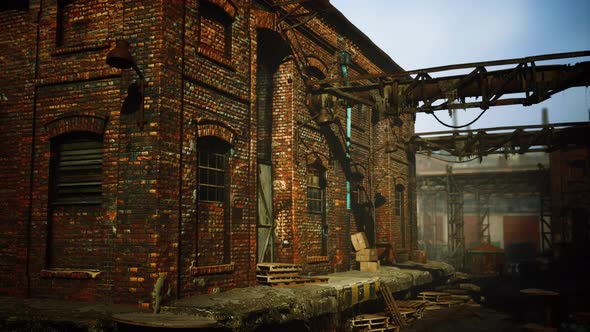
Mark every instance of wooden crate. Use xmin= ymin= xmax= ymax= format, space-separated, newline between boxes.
xmin=360 ymin=261 xmax=380 ymax=272
xmin=411 ymin=250 xmax=427 ymax=263
xmin=351 ymin=232 xmax=369 ymax=251
xmin=356 ymin=248 xmax=378 ymax=262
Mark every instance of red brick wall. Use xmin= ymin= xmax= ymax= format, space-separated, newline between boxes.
xmin=0 ymin=0 xmax=415 ymax=304
xmin=0 ymin=7 xmax=38 ymax=297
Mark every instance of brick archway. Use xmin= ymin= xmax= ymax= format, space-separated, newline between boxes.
xmin=197 ymin=119 xmax=237 ymax=146
xmin=44 ymin=112 xmax=108 ymax=139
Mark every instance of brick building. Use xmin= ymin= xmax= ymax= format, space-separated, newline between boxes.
xmin=0 ymin=0 xmax=416 ymax=306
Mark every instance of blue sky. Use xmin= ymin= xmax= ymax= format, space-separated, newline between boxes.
xmin=331 ymin=0 xmax=590 ymax=132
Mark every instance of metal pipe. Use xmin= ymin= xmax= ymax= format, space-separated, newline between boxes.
xmin=176 ymin=0 xmax=187 ymax=300
xmin=416 ymin=121 xmax=590 ymax=137
xmin=341 ymin=64 xmax=352 ymax=210
xmin=26 ymin=0 xmax=44 ymax=298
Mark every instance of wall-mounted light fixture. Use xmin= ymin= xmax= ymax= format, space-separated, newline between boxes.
xmin=338 ymin=50 xmax=351 ymax=67
xmin=106 ymin=40 xmax=147 ymax=130
xmin=296 ymin=104 xmax=334 ymax=129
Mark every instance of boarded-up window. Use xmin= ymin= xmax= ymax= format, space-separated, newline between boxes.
xmin=56 ymin=0 xmax=107 ymax=47
xmin=49 ymin=133 xmax=103 ymax=205
xmin=199 ymin=0 xmax=232 ymax=60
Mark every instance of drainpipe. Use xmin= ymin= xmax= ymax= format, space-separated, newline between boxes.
xmin=176 ymin=0 xmax=187 ymax=300
xmin=339 ymin=50 xmax=352 ymax=269
xmin=26 ymin=0 xmax=44 ymax=298
xmin=339 ymin=51 xmax=352 ymax=210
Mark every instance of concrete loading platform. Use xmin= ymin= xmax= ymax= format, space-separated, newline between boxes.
xmin=0 ymin=261 xmax=453 ymax=331
xmin=117 ymin=261 xmax=454 ymax=330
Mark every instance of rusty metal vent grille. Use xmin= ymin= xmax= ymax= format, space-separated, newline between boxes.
xmin=50 ymin=136 xmax=102 ymax=205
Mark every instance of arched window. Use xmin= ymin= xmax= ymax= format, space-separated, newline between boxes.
xmin=49 ymin=132 xmax=103 ymax=205
xmin=47 ymin=131 xmax=104 ymax=269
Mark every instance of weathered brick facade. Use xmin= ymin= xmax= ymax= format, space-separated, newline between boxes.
xmin=0 ymin=0 xmax=416 ymax=306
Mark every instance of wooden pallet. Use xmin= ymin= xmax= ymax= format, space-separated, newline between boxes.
xmin=396 ymin=300 xmax=429 ymax=309
xmin=351 ymin=313 xmax=388 ymax=327
xmin=432 ymin=299 xmax=464 ymax=308
xmin=350 ymin=314 xmax=399 ymax=332
xmin=397 ymin=301 xmax=426 ymax=319
xmin=256 ymin=263 xmax=303 ymax=273
xmin=380 ymin=284 xmax=407 ymax=328
xmin=255 ymin=270 xmax=303 ymax=277
xmin=256 ymin=274 xmax=301 ymax=283
xmin=418 ymin=291 xmax=452 ymax=302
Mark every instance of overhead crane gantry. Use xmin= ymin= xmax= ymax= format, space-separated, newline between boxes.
xmin=313 ymin=51 xmax=590 ymax=117
xmin=265 ymin=1 xmax=590 ymax=120
xmin=412 ymin=121 xmax=590 ymax=160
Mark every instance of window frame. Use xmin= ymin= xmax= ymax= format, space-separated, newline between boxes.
xmin=197 ymin=138 xmax=231 ymax=203
xmin=395 ymin=184 xmax=406 ymax=247
xmin=307 ymin=167 xmax=326 ymax=214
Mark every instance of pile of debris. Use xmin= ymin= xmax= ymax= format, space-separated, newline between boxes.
xmin=256 ymin=263 xmax=329 ymax=287
xmin=347 ymin=274 xmax=483 ymax=330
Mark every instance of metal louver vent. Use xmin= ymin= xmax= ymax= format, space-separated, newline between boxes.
xmin=51 ymin=137 xmax=102 ymax=205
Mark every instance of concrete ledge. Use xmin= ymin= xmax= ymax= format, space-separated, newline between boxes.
xmin=192 ymin=263 xmax=235 ymax=276
xmin=161 ymin=261 xmax=453 ymax=330
xmin=40 ymin=269 xmax=102 ymax=279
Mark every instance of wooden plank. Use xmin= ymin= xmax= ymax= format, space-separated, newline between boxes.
xmin=352 ymin=313 xmax=388 ymax=324
xmin=418 ymin=291 xmax=451 ymax=302
xmin=256 ymin=274 xmax=300 ymax=282
xmin=255 ymin=269 xmax=301 ymax=276
xmin=435 ymin=300 xmax=464 ymax=307
xmin=381 ymin=284 xmax=407 ymax=328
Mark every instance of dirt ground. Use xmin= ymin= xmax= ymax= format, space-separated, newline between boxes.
xmin=403 ymin=304 xmax=522 ymax=332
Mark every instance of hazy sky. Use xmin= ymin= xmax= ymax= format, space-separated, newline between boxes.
xmin=330 ymin=0 xmax=590 ymax=132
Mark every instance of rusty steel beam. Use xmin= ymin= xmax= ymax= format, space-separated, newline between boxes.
xmin=412 ymin=122 xmax=590 ymax=158
xmin=316 ymin=50 xmax=590 ymax=85
xmin=322 ymin=60 xmax=590 ymax=114
xmin=311 ymin=51 xmax=590 ymax=115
